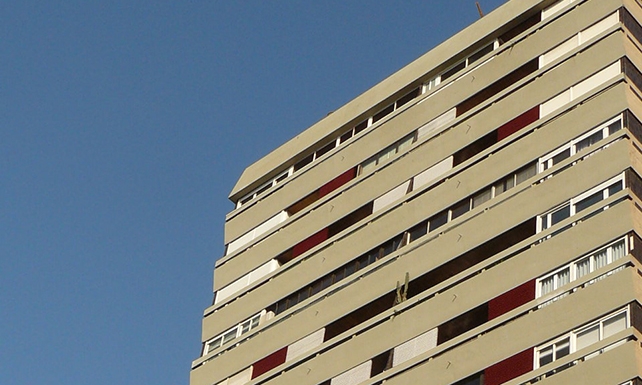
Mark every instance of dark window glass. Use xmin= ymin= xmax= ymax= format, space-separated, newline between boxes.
xmin=344 ymin=263 xmax=356 ymax=277
xmin=551 ymin=148 xmax=571 ymax=167
xmin=255 ymin=182 xmax=272 ymax=196
xmin=274 ymin=299 xmax=285 ymax=315
xmin=274 ymin=172 xmax=288 ymax=183
xmin=321 ymin=275 xmax=333 ymax=289
xmin=506 ymin=175 xmax=516 ymax=190
xmin=339 ymin=130 xmax=353 ymax=144
xmin=450 ymin=199 xmax=471 ymax=220
xmin=472 ymin=188 xmax=491 ymax=208
xmin=287 ymin=293 xmax=298 ymax=308
xmin=429 ymin=211 xmax=448 ymax=231
xmin=334 ymin=268 xmax=345 ymax=283
xmin=456 ymin=59 xmax=537 ymax=118
xmin=279 ymin=298 xmax=288 ymax=313
xmin=551 ymin=205 xmax=571 ymax=226
xmin=499 ymin=13 xmax=540 ymax=44
xmin=608 ymin=119 xmax=622 ymax=135
xmin=372 ymin=104 xmax=395 ymax=124
xmin=391 ymin=234 xmax=404 ymax=251
xmin=396 ymin=87 xmax=420 ymax=108
xmin=239 ymin=195 xmax=253 ymax=205
xmin=298 ymin=287 xmax=309 ymax=302
xmin=409 ymin=221 xmax=428 ymax=242
xmin=493 ymin=181 xmax=505 ymax=195
xmin=315 ymin=141 xmax=336 ymax=158
xmin=516 ymin=163 xmax=537 ymax=184
xmin=574 ymin=191 xmax=603 ymax=213
xmin=454 ymin=372 xmax=484 ymax=385
xmin=576 ymin=131 xmax=603 ymax=152
xmin=294 ymin=154 xmax=314 ymax=171
xmin=539 ymin=349 xmax=553 ymax=367
xmin=468 ymin=43 xmax=494 ymax=64
xmin=382 ymin=241 xmax=394 ymax=256
xmin=453 ymin=131 xmax=498 ymax=165
xmin=494 ymin=177 xmax=512 ymax=195
xmin=608 ymin=181 xmax=623 ymax=196
xmin=441 ymin=61 xmax=466 ymax=81
xmin=354 ymin=120 xmax=368 ymax=134
xmin=556 ymin=340 xmax=570 ymax=359
xmin=368 ymin=252 xmax=378 ymax=264
xmin=310 ymin=280 xmax=323 ymax=296
xmin=541 ymin=215 xmax=549 ymax=230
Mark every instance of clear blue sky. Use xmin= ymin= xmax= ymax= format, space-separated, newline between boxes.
xmin=0 ymin=1 xmax=506 ymax=384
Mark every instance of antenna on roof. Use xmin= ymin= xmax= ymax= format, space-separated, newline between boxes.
xmin=476 ymin=2 xmax=485 ymax=18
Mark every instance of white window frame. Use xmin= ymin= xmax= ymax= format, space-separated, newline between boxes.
xmin=203 ymin=310 xmax=265 ymax=356
xmin=536 ymin=236 xmax=629 ymax=298
xmin=237 ymin=168 xmax=293 ymax=208
xmin=538 ymin=115 xmax=623 ymax=173
xmin=358 ymin=132 xmax=417 ymax=175
xmin=537 ymin=265 xmax=571 ymax=298
xmin=538 ymin=203 xmax=571 ymax=233
xmin=534 ymin=306 xmax=630 ymax=369
xmin=537 ymin=173 xmax=625 ymax=232
xmin=422 ymin=40 xmax=499 ymax=94
xmin=535 ymin=335 xmax=571 ymax=368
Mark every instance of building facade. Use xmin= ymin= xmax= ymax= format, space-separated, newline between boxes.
xmin=191 ymin=1 xmax=642 ymax=384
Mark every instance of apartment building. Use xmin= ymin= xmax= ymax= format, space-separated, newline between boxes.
xmin=191 ymin=0 xmax=642 ymax=384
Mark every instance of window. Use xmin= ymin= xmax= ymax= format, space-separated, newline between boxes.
xmin=541 ymin=0 xmax=577 ymax=20
xmin=495 ymin=163 xmax=536 ymax=195
xmin=204 ymin=311 xmax=264 ymax=355
xmin=540 ymin=61 xmax=621 ymax=117
xmin=535 ymin=307 xmax=630 ymax=368
xmin=448 ymin=163 xmax=537 ymax=219
xmin=536 ymin=237 xmax=628 ymax=298
xmin=225 ymin=211 xmax=289 ymax=256
xmin=539 ymin=12 xmax=619 ymax=67
xmin=539 ymin=268 xmax=570 ymax=297
xmin=233 ymin=36 xmax=504 ymax=209
xmin=429 ymin=211 xmax=448 ymax=231
xmin=538 ymin=173 xmax=625 ymax=232
xmin=537 ymin=337 xmax=570 ymax=367
xmin=237 ymin=168 xmax=293 ymax=208
xmin=358 ymin=133 xmax=417 ymax=175
xmin=539 ymin=204 xmax=570 ymax=231
xmin=423 ymin=40 xmax=499 ymax=93
xmin=450 ymin=199 xmax=470 ymax=220
xmin=539 ymin=115 xmax=622 ymax=172
xmin=452 ymin=372 xmax=484 ymax=385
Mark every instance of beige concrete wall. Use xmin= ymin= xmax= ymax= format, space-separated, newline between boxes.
xmin=223 ymin=0 xmax=623 ymax=244
xmin=227 ymin=0 xmax=552 ymax=201
xmin=215 ymin=28 xmax=629 ymax=292
xmin=205 ymin=84 xmax=632 ymax=338
xmin=508 ymin=341 xmax=640 ymax=385
xmin=265 ymin=270 xmax=639 ymax=385
xmin=193 ymin=2 xmax=642 ymax=385
xmin=193 ymin=211 xmax=639 ymax=384
xmin=196 ymin=173 xmax=638 ymax=379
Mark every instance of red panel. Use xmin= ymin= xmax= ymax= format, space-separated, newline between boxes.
xmin=251 ymin=347 xmax=287 ymax=379
xmin=497 ymin=106 xmax=539 ymax=141
xmin=488 ymin=279 xmax=535 ymax=320
xmin=292 ymin=228 xmax=329 ymax=258
xmin=319 ymin=167 xmax=357 ymax=198
xmin=485 ymin=349 xmax=534 ymax=385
